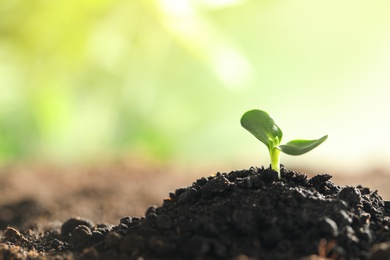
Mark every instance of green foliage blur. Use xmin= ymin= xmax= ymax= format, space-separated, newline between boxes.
xmin=1 ymin=0 xmax=390 ymax=168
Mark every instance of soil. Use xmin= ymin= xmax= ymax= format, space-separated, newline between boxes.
xmin=1 ymin=163 xmax=390 ymax=260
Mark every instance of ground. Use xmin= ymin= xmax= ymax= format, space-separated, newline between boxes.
xmin=1 ymin=160 xmax=390 ymax=259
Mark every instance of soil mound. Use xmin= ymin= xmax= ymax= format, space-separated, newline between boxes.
xmin=1 ymin=167 xmax=390 ymax=259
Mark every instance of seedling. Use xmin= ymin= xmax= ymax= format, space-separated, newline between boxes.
xmin=241 ymin=109 xmax=327 ymax=178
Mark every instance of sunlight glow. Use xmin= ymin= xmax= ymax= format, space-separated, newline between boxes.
xmin=155 ymin=0 xmax=253 ymax=90
xmin=160 ymin=0 xmax=193 ymax=16
xmin=194 ymin=0 xmax=247 ymax=9
xmin=213 ymin=47 xmax=252 ymax=90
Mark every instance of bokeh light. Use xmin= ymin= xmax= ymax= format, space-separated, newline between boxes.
xmin=1 ymin=0 xmax=390 ymax=173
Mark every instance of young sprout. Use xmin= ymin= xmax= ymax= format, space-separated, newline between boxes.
xmin=240 ymin=109 xmax=328 ymax=178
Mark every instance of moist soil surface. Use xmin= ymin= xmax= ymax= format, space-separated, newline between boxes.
xmin=1 ymin=164 xmax=390 ymax=260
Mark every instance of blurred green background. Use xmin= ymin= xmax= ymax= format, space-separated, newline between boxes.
xmin=1 ymin=0 xmax=390 ymax=172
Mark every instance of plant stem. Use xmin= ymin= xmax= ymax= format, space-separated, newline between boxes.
xmin=270 ymin=147 xmax=281 ymax=178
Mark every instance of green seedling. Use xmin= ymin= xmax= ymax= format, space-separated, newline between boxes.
xmin=240 ymin=109 xmax=328 ymax=178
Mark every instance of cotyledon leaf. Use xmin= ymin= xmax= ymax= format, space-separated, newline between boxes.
xmin=240 ymin=109 xmax=283 ymax=147
xmin=278 ymin=135 xmax=328 ymax=156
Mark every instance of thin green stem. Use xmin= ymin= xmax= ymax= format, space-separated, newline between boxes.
xmin=270 ymin=147 xmax=281 ymax=178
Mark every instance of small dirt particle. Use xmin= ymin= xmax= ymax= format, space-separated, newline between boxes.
xmin=145 ymin=205 xmax=157 ymax=217
xmin=113 ymin=223 xmax=128 ymax=235
xmin=50 ymin=238 xmax=64 ymax=249
xmin=200 ymin=175 xmax=231 ymax=199
xmin=61 ymin=217 xmax=94 ymax=236
xmin=320 ymin=217 xmax=339 ymax=238
xmin=91 ymin=230 xmax=105 ymax=243
xmin=119 ymin=216 xmax=132 ymax=226
xmin=338 ymin=186 xmax=362 ymax=206
xmin=70 ymin=225 xmax=93 ymax=250
xmin=178 ymin=188 xmax=198 ymax=203
xmin=309 ymin=173 xmax=340 ymax=195
xmin=3 ymin=227 xmax=29 ymax=245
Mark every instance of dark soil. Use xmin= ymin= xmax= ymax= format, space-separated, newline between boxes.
xmin=1 ymin=166 xmax=390 ymax=259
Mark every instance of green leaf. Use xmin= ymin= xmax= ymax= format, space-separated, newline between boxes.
xmin=241 ymin=109 xmax=283 ymax=146
xmin=240 ymin=109 xmax=283 ymax=147
xmin=278 ymin=135 xmax=328 ymax=156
